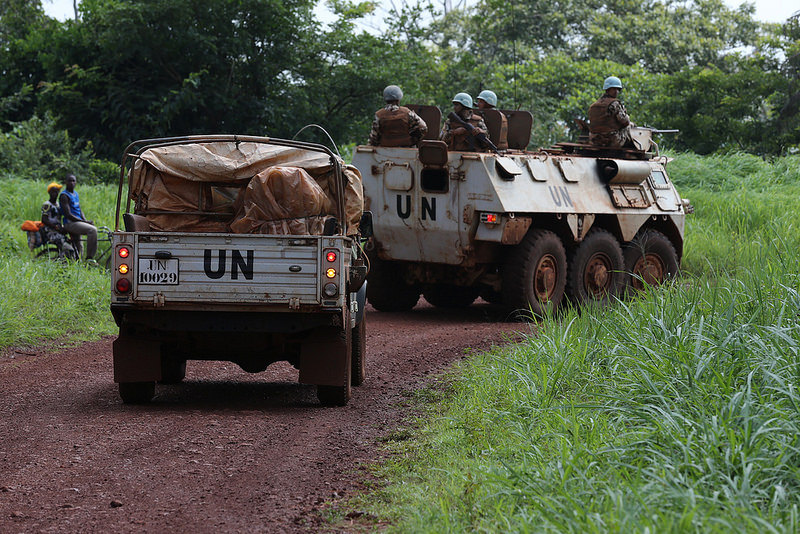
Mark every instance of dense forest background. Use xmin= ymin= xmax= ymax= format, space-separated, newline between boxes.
xmin=1 ymin=0 xmax=798 ymax=181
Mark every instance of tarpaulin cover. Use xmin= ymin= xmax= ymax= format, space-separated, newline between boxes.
xmin=128 ymin=141 xmax=363 ymax=234
xmin=229 ymin=166 xmax=328 ymax=235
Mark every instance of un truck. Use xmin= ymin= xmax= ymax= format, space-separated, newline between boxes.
xmin=110 ymin=136 xmax=368 ymax=406
xmin=352 ymin=105 xmax=690 ymax=316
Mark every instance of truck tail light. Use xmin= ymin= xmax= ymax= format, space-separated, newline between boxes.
xmin=323 ymin=283 xmax=338 ymax=297
xmin=118 ymin=246 xmax=130 ymax=258
xmin=118 ymin=264 xmax=129 ymax=275
xmin=325 ymin=268 xmax=337 ymax=279
xmin=326 ymin=251 xmax=337 ymax=262
xmin=480 ymin=212 xmax=499 ymax=224
xmin=116 ymin=278 xmax=131 ymax=293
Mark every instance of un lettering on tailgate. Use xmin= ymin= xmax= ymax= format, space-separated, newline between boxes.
xmin=138 ymin=258 xmax=179 ymax=285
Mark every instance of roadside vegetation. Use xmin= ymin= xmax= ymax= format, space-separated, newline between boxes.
xmin=350 ymin=153 xmax=800 ymax=532
xmin=0 ymin=177 xmax=119 ymax=350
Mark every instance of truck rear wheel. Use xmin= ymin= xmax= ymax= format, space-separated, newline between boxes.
xmin=567 ymin=229 xmax=624 ymax=304
xmin=317 ymin=324 xmax=352 ymax=406
xmin=366 ymin=259 xmax=419 ymax=312
xmin=118 ymin=381 xmax=155 ymax=404
xmin=503 ymin=229 xmax=567 ymax=317
xmin=623 ymin=230 xmax=679 ymax=290
xmin=351 ymin=314 xmax=366 ymax=387
xmin=423 ymin=285 xmax=479 ymax=308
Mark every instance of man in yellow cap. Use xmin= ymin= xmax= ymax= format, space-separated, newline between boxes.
xmin=41 ymin=182 xmax=75 ymax=258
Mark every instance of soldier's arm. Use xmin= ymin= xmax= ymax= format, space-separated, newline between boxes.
xmin=609 ymin=101 xmax=631 ymax=127
xmin=408 ymin=110 xmax=427 ymax=138
xmin=368 ymin=114 xmax=381 ymax=146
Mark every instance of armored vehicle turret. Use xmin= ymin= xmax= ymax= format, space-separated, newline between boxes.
xmin=352 ymin=105 xmax=689 ymax=316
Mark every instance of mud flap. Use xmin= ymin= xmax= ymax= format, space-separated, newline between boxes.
xmin=113 ymin=335 xmax=162 ymax=383
xmin=298 ymin=326 xmax=349 ymax=387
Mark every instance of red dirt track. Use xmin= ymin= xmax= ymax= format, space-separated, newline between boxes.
xmin=0 ymin=301 xmax=526 ymax=532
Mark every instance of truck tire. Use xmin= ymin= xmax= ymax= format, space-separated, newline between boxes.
xmin=351 ymin=314 xmax=366 ymax=386
xmin=503 ymin=229 xmax=567 ymax=317
xmin=317 ymin=324 xmax=352 ymax=406
xmin=366 ymin=260 xmax=420 ymax=312
xmin=567 ymin=229 xmax=625 ymax=304
xmin=118 ymin=381 xmax=155 ymax=404
xmin=423 ymin=285 xmax=479 ymax=308
xmin=623 ymin=229 xmax=679 ymax=291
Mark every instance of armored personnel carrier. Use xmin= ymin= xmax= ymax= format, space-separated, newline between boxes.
xmin=352 ymin=105 xmax=690 ymax=316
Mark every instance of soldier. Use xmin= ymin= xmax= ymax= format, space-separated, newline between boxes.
xmin=440 ymin=93 xmax=489 ymax=152
xmin=588 ymin=76 xmax=634 ymax=148
xmin=368 ymin=85 xmax=427 ymax=147
xmin=475 ymin=90 xmax=509 ymax=150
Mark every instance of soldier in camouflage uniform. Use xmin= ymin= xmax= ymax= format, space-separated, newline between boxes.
xmin=368 ymin=85 xmax=427 ymax=147
xmin=441 ymin=93 xmax=490 ymax=152
xmin=588 ymin=76 xmax=634 ymax=148
xmin=475 ymin=90 xmax=509 ymax=150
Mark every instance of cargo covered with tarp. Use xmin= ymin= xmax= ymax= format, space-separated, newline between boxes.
xmin=127 ymin=141 xmax=363 ymax=235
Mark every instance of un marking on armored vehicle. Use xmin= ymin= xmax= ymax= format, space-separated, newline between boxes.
xmin=352 ymin=105 xmax=690 ymax=316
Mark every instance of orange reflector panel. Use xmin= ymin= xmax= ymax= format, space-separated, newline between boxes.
xmin=325 ymin=268 xmax=336 ymax=279
xmin=118 ymin=247 xmax=130 ymax=258
xmin=326 ymin=251 xmax=337 ymax=262
xmin=118 ymin=264 xmax=129 ymax=275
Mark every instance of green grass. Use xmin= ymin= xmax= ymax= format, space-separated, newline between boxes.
xmin=346 ymin=153 xmax=800 ymax=532
xmin=0 ymin=177 xmax=121 ymax=349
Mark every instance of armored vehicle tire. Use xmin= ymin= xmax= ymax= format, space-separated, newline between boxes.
xmin=502 ymin=229 xmax=567 ymax=317
xmin=623 ymin=230 xmax=679 ymax=291
xmin=317 ymin=324 xmax=352 ymax=406
xmin=366 ymin=260 xmax=420 ymax=312
xmin=351 ymin=314 xmax=366 ymax=387
xmin=423 ymin=285 xmax=479 ymax=308
xmin=567 ymin=229 xmax=625 ymax=304
xmin=119 ymin=381 xmax=155 ymax=404
xmin=160 ymin=357 xmax=187 ymax=384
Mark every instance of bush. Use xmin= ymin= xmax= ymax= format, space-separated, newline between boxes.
xmin=0 ymin=114 xmax=118 ymax=184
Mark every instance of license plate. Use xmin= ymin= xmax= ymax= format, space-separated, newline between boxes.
xmin=138 ymin=258 xmax=179 ymax=285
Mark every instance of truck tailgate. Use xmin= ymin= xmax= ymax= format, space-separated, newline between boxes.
xmin=131 ymin=233 xmax=327 ymax=305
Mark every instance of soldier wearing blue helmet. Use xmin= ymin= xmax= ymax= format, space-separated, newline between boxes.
xmin=475 ymin=90 xmax=508 ymax=150
xmin=588 ymin=76 xmax=634 ymax=148
xmin=441 ymin=92 xmax=490 ymax=152
xmin=368 ymin=85 xmax=428 ymax=147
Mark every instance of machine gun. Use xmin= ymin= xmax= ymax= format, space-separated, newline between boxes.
xmin=447 ymin=111 xmax=499 ymax=153
xmin=638 ymin=127 xmax=679 ymax=134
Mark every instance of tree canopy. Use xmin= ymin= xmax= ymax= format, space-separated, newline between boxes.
xmin=0 ymin=0 xmax=798 ymax=160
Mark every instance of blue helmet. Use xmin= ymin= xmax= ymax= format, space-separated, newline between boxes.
xmin=603 ymin=76 xmax=623 ymax=90
xmin=452 ymin=92 xmax=473 ymax=109
xmin=383 ymin=85 xmax=403 ymax=102
xmin=476 ymin=90 xmax=498 ymax=107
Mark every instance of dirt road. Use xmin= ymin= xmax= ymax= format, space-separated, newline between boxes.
xmin=0 ymin=301 xmax=527 ymax=533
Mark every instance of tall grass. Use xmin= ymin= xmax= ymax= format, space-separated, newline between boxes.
xmin=0 ymin=177 xmax=121 ymax=350
xmin=355 ymin=153 xmax=800 ymax=532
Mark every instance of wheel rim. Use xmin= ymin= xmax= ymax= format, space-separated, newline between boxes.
xmin=631 ymin=253 xmax=666 ymax=290
xmin=584 ymin=252 xmax=613 ymax=297
xmin=534 ymin=254 xmax=558 ymax=301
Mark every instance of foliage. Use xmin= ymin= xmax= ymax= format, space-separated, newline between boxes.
xmin=0 ymin=177 xmax=119 ymax=350
xmin=353 ymin=153 xmax=800 ymax=532
xmin=0 ymin=114 xmax=117 ymax=183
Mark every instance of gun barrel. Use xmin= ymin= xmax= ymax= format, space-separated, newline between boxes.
xmin=651 ymin=129 xmax=679 ymax=134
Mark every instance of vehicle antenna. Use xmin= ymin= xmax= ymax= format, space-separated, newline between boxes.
xmin=292 ymin=124 xmax=342 ymax=159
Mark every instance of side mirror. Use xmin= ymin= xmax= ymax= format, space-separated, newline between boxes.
xmin=359 ymin=211 xmax=373 ymax=239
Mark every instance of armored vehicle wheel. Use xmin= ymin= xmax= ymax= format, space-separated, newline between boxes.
xmin=567 ymin=229 xmax=624 ymax=304
xmin=366 ymin=259 xmax=420 ymax=312
xmin=351 ymin=314 xmax=366 ymax=387
xmin=118 ymin=381 xmax=155 ymax=404
xmin=502 ymin=229 xmax=567 ymax=317
xmin=624 ymin=230 xmax=679 ymax=290
xmin=317 ymin=324 xmax=352 ymax=406
xmin=423 ymin=285 xmax=479 ymax=308
xmin=160 ymin=357 xmax=187 ymax=384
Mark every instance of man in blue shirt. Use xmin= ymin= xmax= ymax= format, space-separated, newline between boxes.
xmin=59 ymin=173 xmax=97 ymax=261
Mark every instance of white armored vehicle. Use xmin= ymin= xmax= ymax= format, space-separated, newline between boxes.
xmin=352 ymin=105 xmax=689 ymax=316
